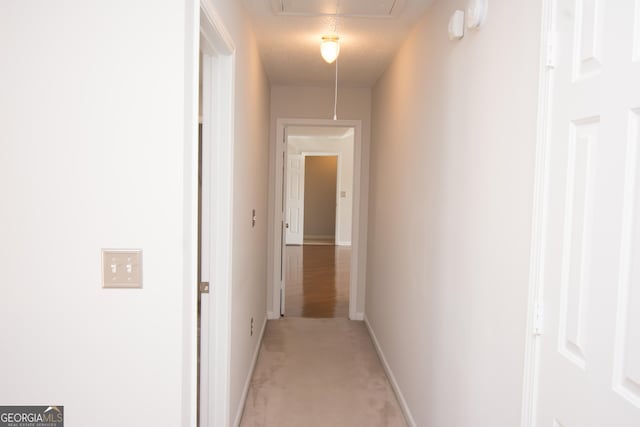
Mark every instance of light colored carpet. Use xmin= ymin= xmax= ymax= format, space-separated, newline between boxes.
xmin=240 ymin=318 xmax=407 ymax=427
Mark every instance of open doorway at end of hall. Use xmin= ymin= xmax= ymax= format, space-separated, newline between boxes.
xmin=303 ymin=155 xmax=338 ymax=246
xmin=283 ymin=126 xmax=354 ymax=319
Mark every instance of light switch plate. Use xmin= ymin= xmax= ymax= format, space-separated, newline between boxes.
xmin=102 ymin=249 xmax=142 ymax=288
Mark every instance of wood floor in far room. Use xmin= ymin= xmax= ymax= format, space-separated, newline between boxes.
xmin=285 ymin=244 xmax=350 ymax=318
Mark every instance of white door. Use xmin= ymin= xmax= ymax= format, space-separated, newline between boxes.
xmin=285 ymin=154 xmax=305 ymax=245
xmin=536 ymin=1 xmax=640 ymax=426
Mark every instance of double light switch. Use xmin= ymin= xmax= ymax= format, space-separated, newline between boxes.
xmin=102 ymin=249 xmax=142 ymax=288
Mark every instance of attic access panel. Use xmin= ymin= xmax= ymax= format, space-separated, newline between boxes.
xmin=270 ymin=0 xmax=405 ymax=17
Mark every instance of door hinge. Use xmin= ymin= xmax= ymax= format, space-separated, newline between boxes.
xmin=199 ymin=281 xmax=210 ymax=294
xmin=533 ymin=301 xmax=544 ymax=336
xmin=545 ymin=31 xmax=556 ymax=69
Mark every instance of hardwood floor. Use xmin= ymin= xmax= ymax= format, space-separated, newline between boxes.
xmin=284 ymin=244 xmax=351 ymax=318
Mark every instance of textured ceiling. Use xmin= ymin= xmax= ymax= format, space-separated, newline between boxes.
xmin=241 ymin=0 xmax=435 ymax=87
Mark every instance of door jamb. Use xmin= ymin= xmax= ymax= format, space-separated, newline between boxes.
xmin=521 ymin=1 xmax=555 ymax=426
xmin=270 ymin=118 xmax=363 ymax=320
xmin=183 ymin=1 xmax=199 ymax=426
xmin=199 ymin=1 xmax=235 ymax=427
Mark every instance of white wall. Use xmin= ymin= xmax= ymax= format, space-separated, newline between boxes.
xmin=302 ymin=156 xmax=338 ymax=239
xmin=268 ymin=86 xmax=371 ymax=316
xmin=0 ymin=1 xmax=192 ymax=425
xmin=366 ymin=1 xmax=542 ymax=426
xmin=288 ymin=134 xmax=355 ymax=244
xmin=0 ymin=1 xmax=269 ymax=426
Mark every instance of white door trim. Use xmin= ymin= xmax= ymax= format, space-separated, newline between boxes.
xmin=183 ymin=1 xmax=199 ymax=426
xmin=521 ymin=1 xmax=555 ymax=426
xmin=199 ymin=1 xmax=235 ymax=426
xmin=301 ymin=152 xmax=342 ymax=244
xmin=269 ymin=118 xmax=364 ymax=320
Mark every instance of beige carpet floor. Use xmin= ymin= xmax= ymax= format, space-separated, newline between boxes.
xmin=240 ymin=318 xmax=407 ymax=427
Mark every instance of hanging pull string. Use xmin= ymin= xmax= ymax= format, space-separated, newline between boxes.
xmin=333 ymin=57 xmax=338 ymax=120
xmin=333 ymin=0 xmax=340 ymax=120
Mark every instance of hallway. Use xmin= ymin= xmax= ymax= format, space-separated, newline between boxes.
xmin=7 ymin=0 xmax=640 ymax=426
xmin=239 ymin=318 xmax=406 ymax=427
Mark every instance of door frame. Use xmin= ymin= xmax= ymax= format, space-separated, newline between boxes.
xmin=184 ymin=1 xmax=199 ymax=425
xmin=269 ymin=118 xmax=364 ymax=320
xmin=300 ymin=152 xmax=342 ymax=245
xmin=521 ymin=1 xmax=556 ymax=426
xmin=198 ymin=1 xmax=235 ymax=427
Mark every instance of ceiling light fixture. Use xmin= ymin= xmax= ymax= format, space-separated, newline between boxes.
xmin=320 ymin=35 xmax=340 ymax=64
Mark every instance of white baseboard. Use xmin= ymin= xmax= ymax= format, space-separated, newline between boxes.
xmin=364 ymin=315 xmax=416 ymax=427
xmin=232 ymin=316 xmax=267 ymax=427
xmin=336 ymin=240 xmax=352 ymax=246
xmin=267 ymin=311 xmax=280 ymax=320
xmin=350 ymin=312 xmax=364 ymax=321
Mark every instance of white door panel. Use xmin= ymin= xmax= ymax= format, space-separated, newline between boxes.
xmin=536 ymin=0 xmax=640 ymax=425
xmin=285 ymin=154 xmax=305 ymax=245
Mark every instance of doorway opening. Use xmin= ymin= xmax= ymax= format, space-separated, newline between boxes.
xmin=303 ymin=155 xmax=338 ymax=245
xmin=284 ymin=128 xmax=354 ymax=318
xmin=270 ymin=119 xmax=364 ymax=320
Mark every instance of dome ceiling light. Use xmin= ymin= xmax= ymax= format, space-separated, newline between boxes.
xmin=320 ymin=35 xmax=340 ymax=64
